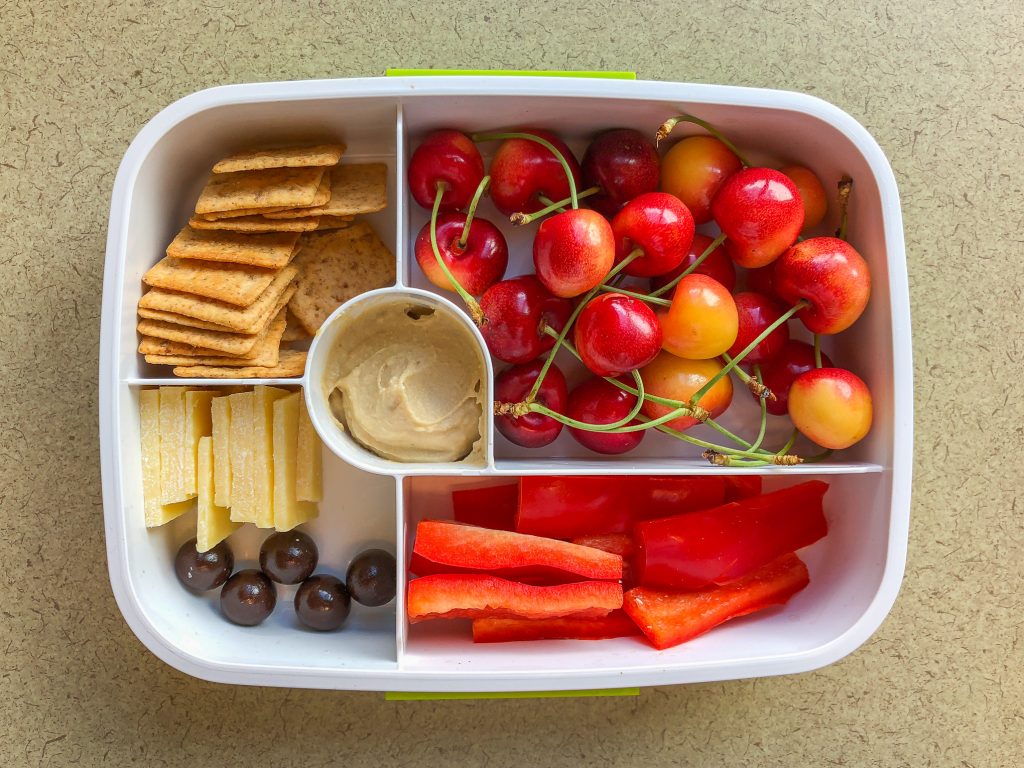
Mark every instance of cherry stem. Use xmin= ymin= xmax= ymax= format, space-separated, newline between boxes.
xmin=647 ymin=418 xmax=782 ymax=461
xmin=648 ymin=232 xmax=728 ymax=298
xmin=512 ymin=186 xmax=600 ymax=225
xmin=690 ymin=300 xmax=810 ymax=406
xmin=721 ymin=352 xmax=776 ymax=401
xmin=749 ymin=365 xmax=768 ymax=453
xmin=524 ymin=251 xmax=642 ymax=403
xmin=430 ymin=182 xmax=483 ymax=324
xmin=836 ymin=176 xmax=853 ymax=240
xmin=472 ymin=131 xmax=579 ymax=209
xmin=597 ymin=284 xmax=672 ymax=307
xmin=529 ymin=370 xmax=647 ymax=432
xmin=458 ymin=175 xmax=491 ymax=249
xmin=656 ymin=114 xmax=752 ymax=167
xmin=814 ymin=334 xmax=823 ymax=368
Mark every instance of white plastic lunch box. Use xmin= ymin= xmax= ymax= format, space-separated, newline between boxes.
xmin=99 ymin=76 xmax=912 ymax=692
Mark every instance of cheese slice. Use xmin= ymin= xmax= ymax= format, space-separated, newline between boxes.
xmin=228 ymin=391 xmax=256 ymax=523
xmin=184 ymin=390 xmax=215 ymax=497
xmin=158 ymin=387 xmax=194 ymax=505
xmin=252 ymin=385 xmax=289 ymax=528
xmin=197 ymin=436 xmax=240 ymax=551
xmin=272 ymin=392 xmax=319 ymax=531
xmin=211 ymin=396 xmax=232 ymax=508
xmin=295 ymin=395 xmax=323 ymax=503
xmin=141 ymin=389 xmax=194 ymax=526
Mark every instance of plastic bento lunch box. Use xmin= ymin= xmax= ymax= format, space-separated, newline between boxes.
xmin=99 ymin=76 xmax=912 ymax=692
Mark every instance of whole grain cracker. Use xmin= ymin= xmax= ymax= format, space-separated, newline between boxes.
xmin=264 ymin=163 xmax=387 ymax=219
xmin=138 ymin=307 xmax=235 ymax=332
xmin=199 ymin=205 xmax=291 ymax=220
xmin=145 ymin=310 xmax=287 ymax=367
xmin=288 ymin=222 xmax=395 ymax=333
xmin=143 ymin=256 xmax=280 ymax=307
xmin=137 ymin=318 xmax=263 ymax=356
xmin=139 ymin=275 xmax=297 ymax=333
xmin=281 ymin=308 xmax=312 ymax=342
xmin=138 ymin=335 xmax=259 ymax=359
xmin=316 ymin=215 xmax=355 ymax=231
xmin=172 ymin=349 xmax=307 ymax=379
xmin=194 ymin=166 xmax=326 ymax=215
xmin=189 ymin=214 xmax=321 ymax=233
xmin=166 ymin=227 xmax=300 ymax=269
xmin=213 ymin=143 xmax=346 ymax=174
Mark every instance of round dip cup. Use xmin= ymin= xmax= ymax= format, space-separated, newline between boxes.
xmin=304 ymin=287 xmax=493 ymax=475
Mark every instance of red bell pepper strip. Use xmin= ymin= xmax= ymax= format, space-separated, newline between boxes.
xmin=634 ymin=480 xmax=828 ymax=590
xmin=723 ymin=475 xmax=763 ymax=502
xmin=407 ymin=574 xmax=623 ymax=622
xmin=516 ymin=476 xmax=726 ymax=538
xmin=571 ymin=533 xmax=636 ymax=586
xmin=623 ymin=553 xmax=810 ymax=650
xmin=472 ymin=610 xmax=641 ymax=643
xmin=451 ymin=484 xmax=517 ymax=530
xmin=411 ymin=520 xmax=623 ymax=582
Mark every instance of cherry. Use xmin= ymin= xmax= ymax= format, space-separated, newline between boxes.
xmin=788 ymin=367 xmax=872 ymax=449
xmin=582 ymin=128 xmax=660 ymax=218
xmin=780 ymin=165 xmax=828 ymax=232
xmin=566 ymin=377 xmax=645 ymax=455
xmin=533 ymin=208 xmax=615 ymax=298
xmin=408 ymin=130 xmax=485 ymax=211
xmin=727 ymin=292 xmax=790 ymax=365
xmin=752 ymin=339 xmax=832 ymax=416
xmin=639 ymin=353 xmax=733 ymax=431
xmin=660 ymin=136 xmax=743 ymax=224
xmin=610 ymin=192 xmax=694 ymax=277
xmin=774 ymin=237 xmax=871 ymax=334
xmin=660 ymin=274 xmax=738 ymax=360
xmin=745 ymin=261 xmax=781 ymax=301
xmin=479 ymin=275 xmax=572 ymax=364
xmin=414 ymin=212 xmax=508 ymax=296
xmin=494 ymin=360 xmax=568 ymax=448
xmin=650 ymin=233 xmax=735 ymax=296
xmin=711 ymin=167 xmax=804 ymax=268
xmin=574 ymin=293 xmax=662 ymax=377
xmin=488 ymin=129 xmax=582 ymax=216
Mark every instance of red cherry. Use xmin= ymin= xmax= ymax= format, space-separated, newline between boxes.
xmin=745 ymin=261 xmax=780 ymax=301
xmin=533 ymin=209 xmax=615 ymax=298
xmin=479 ymin=275 xmax=572 ymax=364
xmin=660 ymin=136 xmax=743 ymax=224
xmin=494 ymin=360 xmax=568 ymax=448
xmin=727 ymin=292 xmax=790 ymax=365
xmin=774 ymin=237 xmax=871 ymax=334
xmin=751 ymin=340 xmax=832 ymax=416
xmin=711 ymin=167 xmax=804 ymax=268
xmin=414 ymin=212 xmax=508 ymax=296
xmin=408 ymin=130 xmax=485 ymax=211
xmin=780 ymin=165 xmax=828 ymax=232
xmin=610 ymin=192 xmax=695 ymax=277
xmin=649 ymin=233 xmax=735 ymax=296
xmin=489 ymin=130 xmax=582 ymax=216
xmin=566 ymin=377 xmax=644 ymax=455
xmin=574 ymin=293 xmax=663 ymax=377
xmin=582 ymin=129 xmax=660 ymax=218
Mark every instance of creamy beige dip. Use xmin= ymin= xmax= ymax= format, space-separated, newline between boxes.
xmin=323 ymin=300 xmax=485 ymax=463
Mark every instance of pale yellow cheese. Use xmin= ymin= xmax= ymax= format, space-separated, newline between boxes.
xmin=252 ymin=385 xmax=288 ymax=528
xmin=272 ymin=393 xmax=318 ymax=531
xmin=228 ymin=391 xmax=256 ymax=523
xmin=210 ymin=396 xmax=232 ymax=508
xmin=184 ymin=390 xmax=215 ymax=497
xmin=158 ymin=387 xmax=193 ymax=505
xmin=295 ymin=395 xmax=323 ymax=503
xmin=141 ymin=389 xmax=194 ymax=526
xmin=197 ymin=436 xmax=240 ymax=551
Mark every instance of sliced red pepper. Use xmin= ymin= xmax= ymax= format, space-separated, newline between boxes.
xmin=516 ymin=476 xmax=726 ymax=538
xmin=472 ymin=610 xmax=641 ymax=643
xmin=571 ymin=533 xmax=636 ymax=586
xmin=411 ymin=520 xmax=623 ymax=582
xmin=623 ymin=553 xmax=810 ymax=650
xmin=634 ymin=480 xmax=828 ymax=590
xmin=723 ymin=475 xmax=763 ymax=502
xmin=407 ymin=574 xmax=623 ymax=622
xmin=451 ymin=484 xmax=517 ymax=530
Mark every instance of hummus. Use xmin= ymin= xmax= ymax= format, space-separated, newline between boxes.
xmin=323 ymin=300 xmax=485 ymax=463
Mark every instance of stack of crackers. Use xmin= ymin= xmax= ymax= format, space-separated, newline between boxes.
xmin=137 ymin=143 xmax=394 ymax=378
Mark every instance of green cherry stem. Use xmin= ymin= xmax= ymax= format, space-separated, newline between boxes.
xmin=512 ymin=186 xmax=600 ymax=225
xmin=472 ymin=131 xmax=579 ymax=209
xmin=749 ymin=364 xmax=768 ymax=453
xmin=647 ymin=419 xmax=779 ymax=461
xmin=655 ymin=114 xmax=752 ymax=167
xmin=528 ymin=370 xmax=647 ymax=432
xmin=813 ymin=334 xmax=823 ymax=369
xmin=648 ymin=232 xmax=728 ymax=298
xmin=722 ymin=352 xmax=775 ymax=401
xmin=775 ymin=428 xmax=799 ymax=457
xmin=430 ymin=182 xmax=483 ymax=324
xmin=457 ymin=175 xmax=491 ymax=249
xmin=597 ymin=284 xmax=672 ymax=307
xmin=690 ymin=300 xmax=810 ymax=406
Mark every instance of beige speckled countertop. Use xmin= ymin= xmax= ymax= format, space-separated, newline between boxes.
xmin=1 ymin=1 xmax=1020 ymax=765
